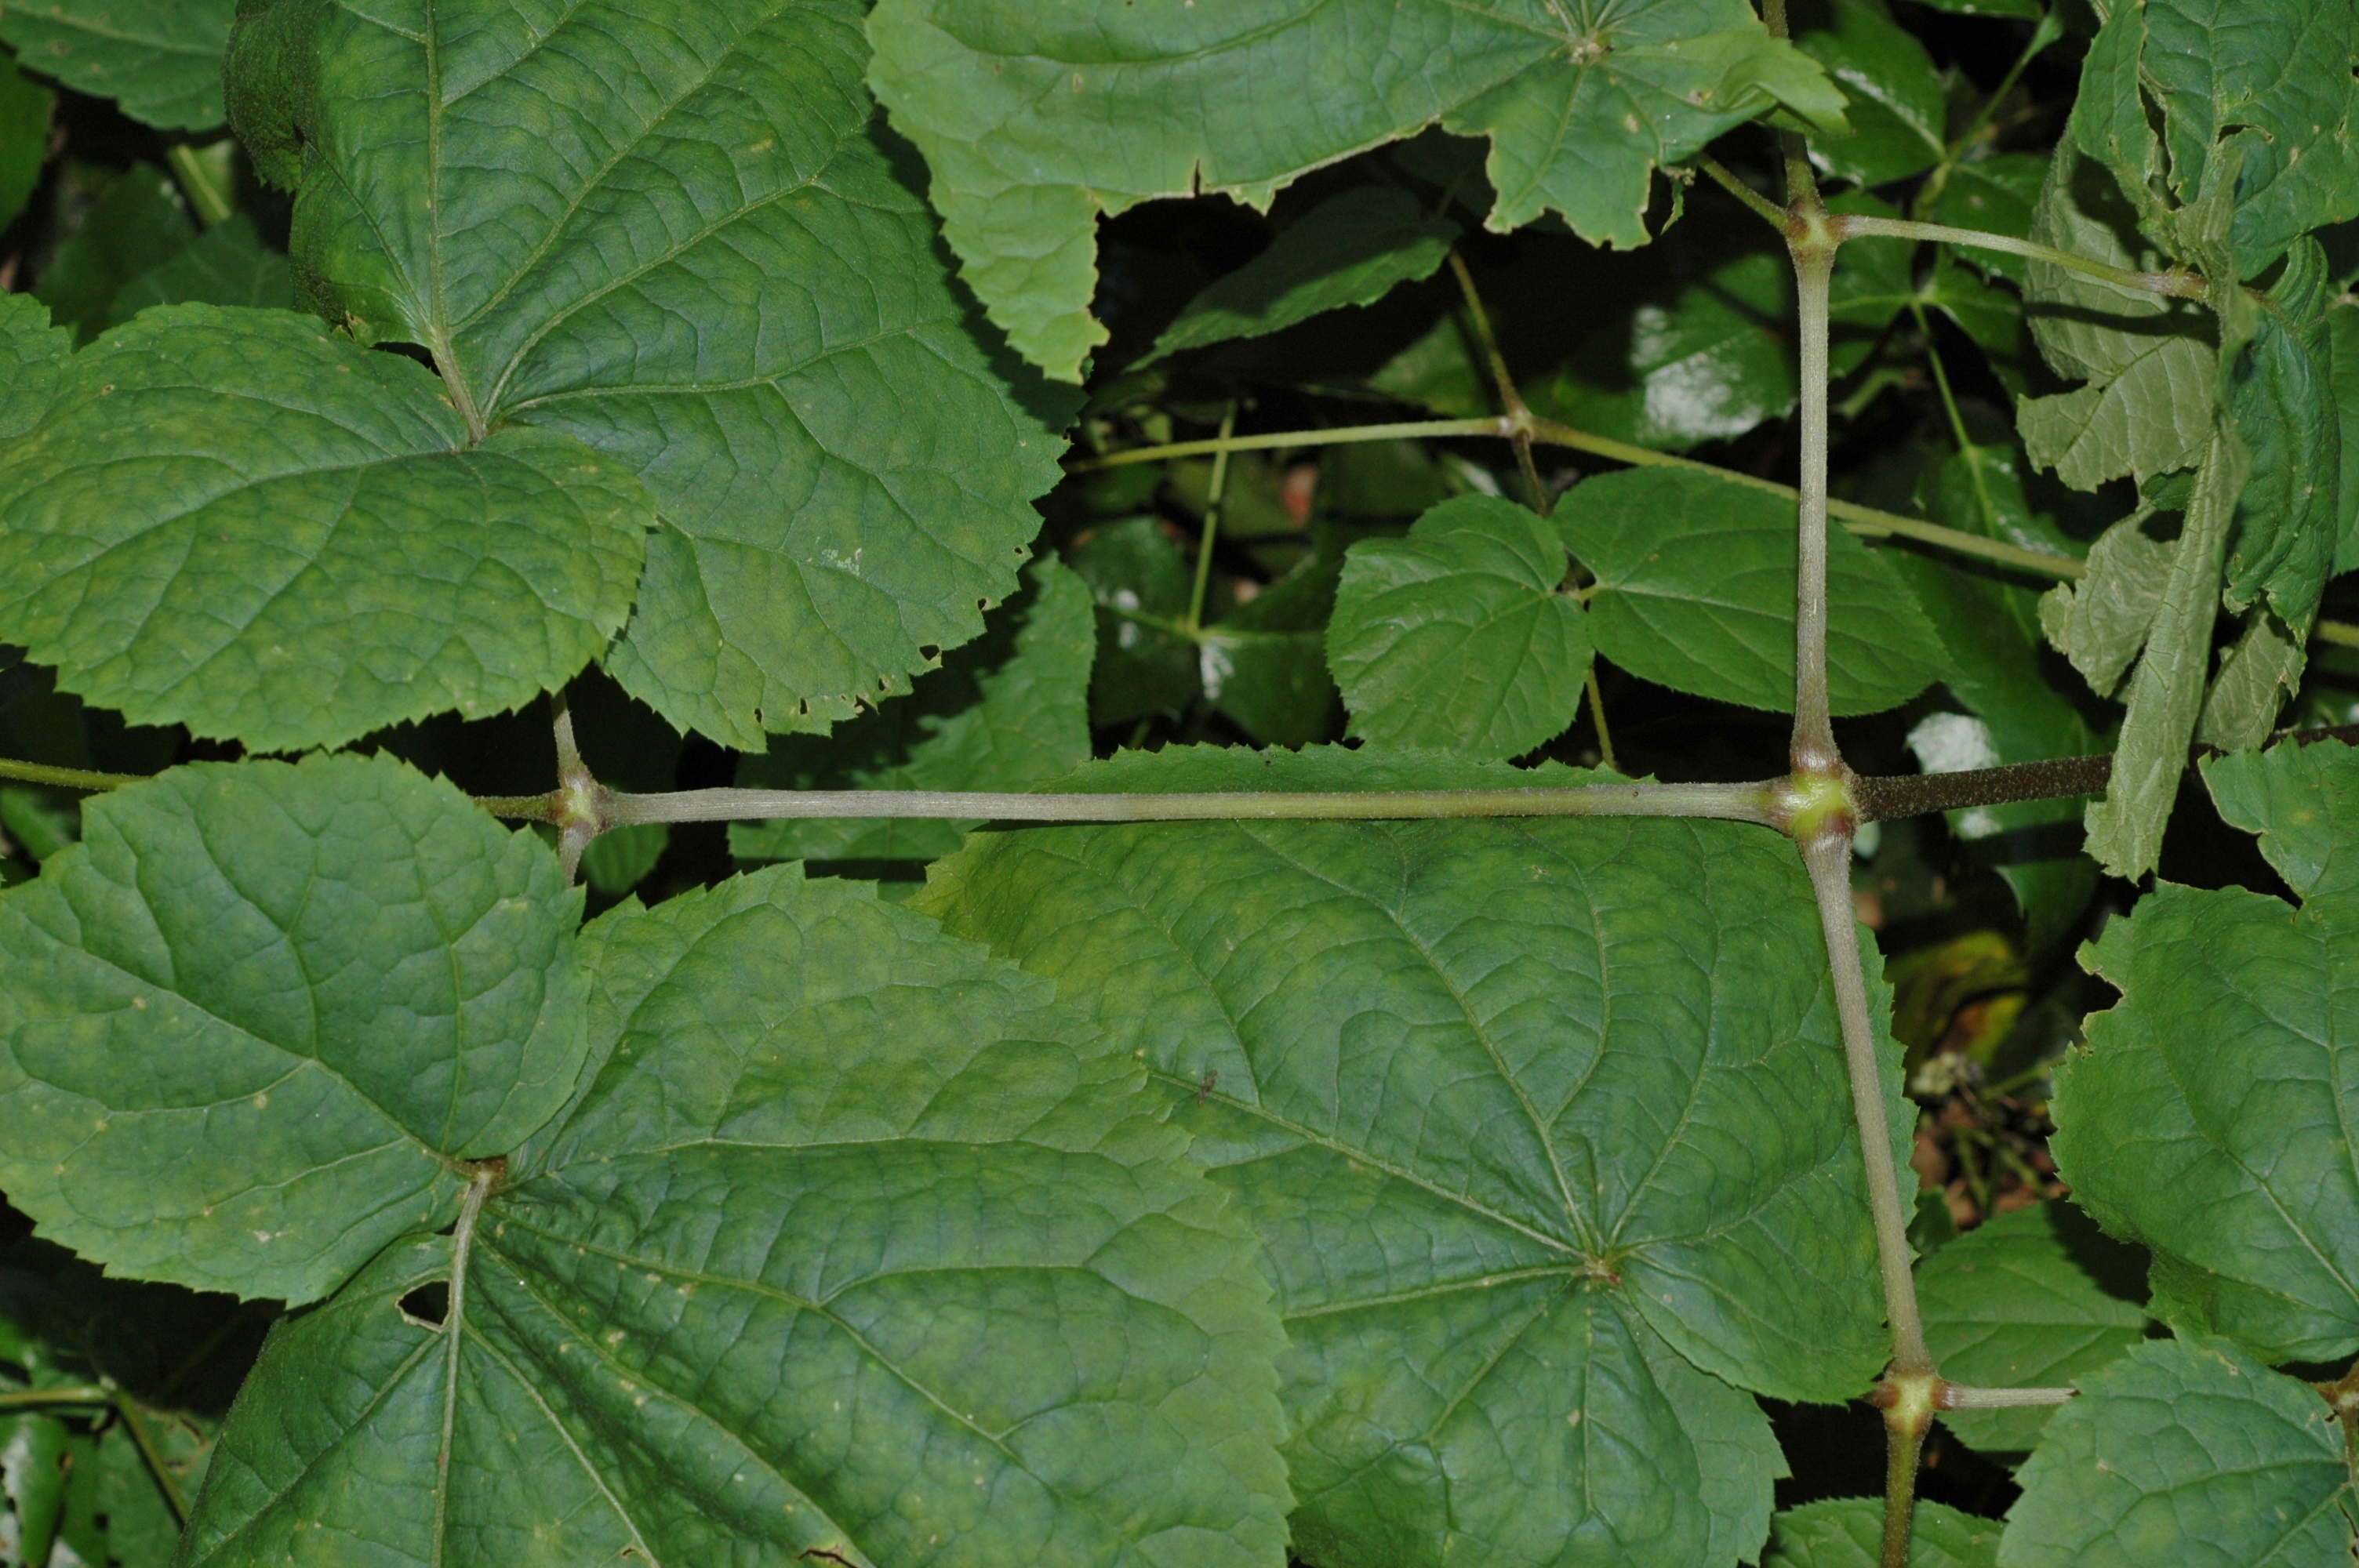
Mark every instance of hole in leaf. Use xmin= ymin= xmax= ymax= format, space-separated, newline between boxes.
xmin=397 ymin=1281 xmax=450 ymax=1329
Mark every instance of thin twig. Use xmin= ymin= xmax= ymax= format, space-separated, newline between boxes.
xmin=1446 ymin=252 xmax=1550 ymax=512
xmin=0 ymin=758 xmax=147 ymax=793
xmin=111 ymin=1391 xmax=188 ymax=1526
xmin=0 ymin=1385 xmax=111 ymax=1409
xmin=1184 ymin=402 xmax=1238 ymax=634
xmin=1693 ymin=154 xmax=1788 ymax=230
xmin=1583 ymin=667 xmax=1618 ymax=773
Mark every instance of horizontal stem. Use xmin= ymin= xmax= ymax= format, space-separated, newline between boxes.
xmin=0 ymin=1385 xmax=111 ymax=1409
xmin=1943 ymin=1383 xmax=2075 ymax=1410
xmin=1072 ymin=418 xmax=1503 ymax=470
xmin=599 ymin=780 xmax=1786 ymax=829
xmin=0 ymin=758 xmax=146 ymax=793
xmin=1074 ymin=412 xmax=2089 ymax=583
xmin=1833 ymin=215 xmax=2207 ymax=301
xmin=1852 ymin=755 xmax=2114 ymax=822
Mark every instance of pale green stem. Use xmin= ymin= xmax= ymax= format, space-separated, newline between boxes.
xmin=1789 ymin=235 xmax=1840 ymax=775
xmin=1928 ymin=6 xmax=2063 ymax=191
xmin=1079 ymin=412 xmax=2092 ymax=580
xmin=1447 ymin=252 xmax=1550 ymax=512
xmin=595 ymin=780 xmax=1787 ymax=829
xmin=1584 ymin=667 xmax=1619 ymax=774
xmin=0 ymin=1386 xmax=110 ymax=1409
xmin=1945 ymin=1384 xmax=2075 ymax=1410
xmin=111 ymin=1392 xmax=187 ymax=1525
xmin=0 ymin=758 xmax=142 ymax=793
xmin=1910 ymin=299 xmax=2005 ymax=537
xmin=1836 ymin=215 xmax=2207 ymax=300
xmin=1184 ymin=402 xmax=1238 ymax=634
xmin=1072 ymin=417 xmax=1503 ymax=470
xmin=1693 ymin=154 xmax=1788 ymax=230
xmin=164 ymin=143 xmax=234 ymax=228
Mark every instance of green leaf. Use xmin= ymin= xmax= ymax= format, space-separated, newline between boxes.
xmin=2205 ymin=737 xmax=2359 ymax=899
xmin=1763 ymin=1500 xmax=2001 ymax=1567
xmin=732 ymin=556 xmax=1096 ymax=866
xmin=1529 ymin=212 xmax=1798 ymax=453
xmin=1202 ymin=542 xmax=1343 ymax=747
xmin=866 ymin=0 xmax=1846 ymax=379
xmin=2017 ymin=143 xmax=2214 ymax=492
xmin=2083 ymin=426 xmax=2241 ymax=879
xmin=1995 ymin=1338 xmax=2354 ymax=1568
xmin=1793 ymin=0 xmax=1946 ymax=189
xmin=1917 ymin=1203 xmax=2148 ymax=1456
xmin=33 ymin=163 xmax=193 ymax=343
xmin=2195 ymin=608 xmax=2303 ymax=751
xmin=1922 ymin=253 xmax=2034 ymax=397
xmin=0 ymin=0 xmax=233 ymax=130
xmin=181 ymin=866 xmax=1293 ymax=1568
xmin=2333 ymin=305 xmax=2359 ymax=575
xmin=0 ymin=56 xmax=52 ymax=234
xmin=918 ymin=746 xmax=1914 ymax=1568
xmin=100 ymin=213 xmax=294 ymax=330
xmin=2222 ymin=239 xmax=2339 ymax=635
xmin=0 ymin=292 xmax=70 ymax=444
xmin=1328 ymin=494 xmax=1590 ymax=760
xmin=2132 ymin=0 xmax=2359 ymax=278
xmin=0 ymin=1410 xmax=71 ymax=1563
xmin=0 ymin=307 xmax=652 ymax=752
xmin=575 ymin=822 xmax=669 ymax=898
xmin=0 ymin=753 xmax=587 ymax=1305
xmin=1140 ymin=187 xmax=1460 ymax=365
xmin=2057 ymin=740 xmax=2359 ymax=1359
xmin=1557 ymin=466 xmax=1947 ymax=717
xmin=2037 ymin=511 xmax=2174 ymax=700
xmin=227 ymin=0 xmax=1069 ymax=751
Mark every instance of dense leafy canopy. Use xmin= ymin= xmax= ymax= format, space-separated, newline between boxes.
xmin=1 ymin=0 xmax=2358 ymax=1562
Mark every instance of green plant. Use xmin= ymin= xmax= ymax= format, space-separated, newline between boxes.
xmin=0 ymin=1 xmax=2353 ymax=1566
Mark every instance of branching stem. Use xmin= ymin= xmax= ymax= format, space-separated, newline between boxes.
xmin=1077 ymin=412 xmax=2099 ymax=581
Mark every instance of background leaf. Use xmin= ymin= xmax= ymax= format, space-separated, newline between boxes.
xmin=101 ymin=214 xmax=294 ymax=330
xmin=1140 ymin=187 xmax=1460 ymax=365
xmin=0 ymin=0 xmax=233 ymax=130
xmin=1558 ymin=466 xmax=1946 ymax=716
xmin=0 ymin=307 xmax=651 ymax=751
xmin=1328 ymin=494 xmax=1590 ymax=759
xmin=0 ymin=57 xmax=52 ymax=234
xmin=867 ymin=0 xmax=1845 ymax=379
xmin=918 ymin=746 xmax=1913 ymax=1568
xmin=33 ymin=163 xmax=193 ymax=343
xmin=0 ymin=753 xmax=586 ymax=1304
xmin=1792 ymin=0 xmax=1946 ymax=189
